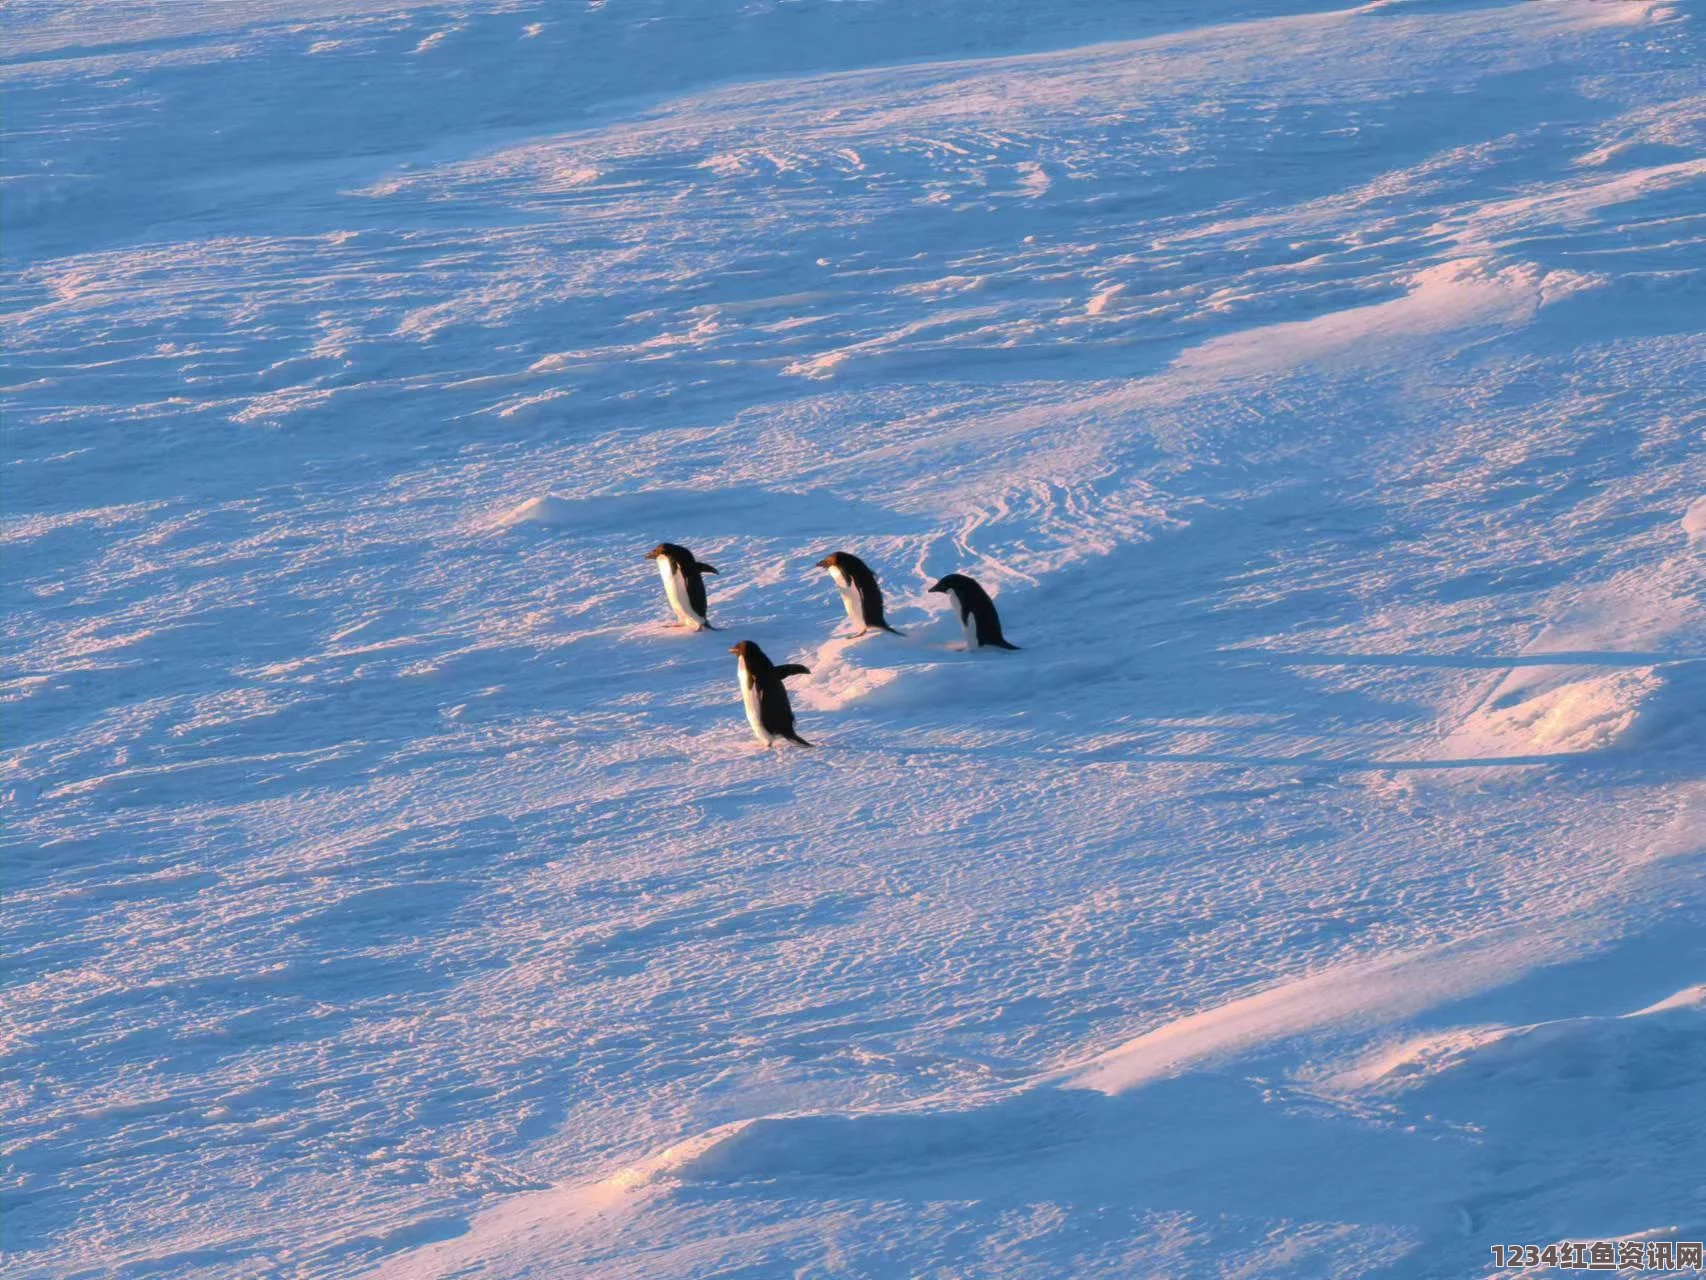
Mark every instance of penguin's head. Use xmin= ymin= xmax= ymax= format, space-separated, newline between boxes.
xmin=928 ymin=574 xmax=969 ymax=596
xmin=729 ymin=639 xmax=774 ymax=670
xmin=814 ymin=553 xmax=838 ymax=570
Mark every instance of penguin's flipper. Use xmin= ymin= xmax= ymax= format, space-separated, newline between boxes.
xmin=774 ymin=663 xmax=811 ymax=679
xmin=696 ymin=562 xmax=719 ymax=574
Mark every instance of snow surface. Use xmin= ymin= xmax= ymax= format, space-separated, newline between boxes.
xmin=4 ymin=0 xmax=1705 ymax=1276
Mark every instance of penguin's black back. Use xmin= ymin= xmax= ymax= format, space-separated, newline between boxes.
xmin=834 ymin=552 xmax=896 ymax=632
xmin=734 ymin=641 xmax=813 ymax=745
xmin=931 ymin=573 xmax=1018 ymax=650
xmin=684 ymin=563 xmax=712 ymax=622
xmin=759 ymin=676 xmax=810 ymax=745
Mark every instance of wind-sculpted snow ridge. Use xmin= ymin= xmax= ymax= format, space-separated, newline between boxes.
xmin=4 ymin=0 xmax=1704 ymax=1275
xmin=373 ymin=845 xmax=1706 ymax=1280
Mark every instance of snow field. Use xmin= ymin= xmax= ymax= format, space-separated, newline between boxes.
xmin=3 ymin=0 xmax=1704 ymax=1276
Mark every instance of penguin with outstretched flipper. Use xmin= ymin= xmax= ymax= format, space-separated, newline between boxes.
xmin=729 ymin=640 xmax=813 ymax=747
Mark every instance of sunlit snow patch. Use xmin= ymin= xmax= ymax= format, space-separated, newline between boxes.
xmin=1058 ymin=925 xmax=1572 ymax=1096
xmin=363 ymin=1126 xmax=748 ymax=1279
xmin=1173 ymin=257 xmax=1593 ymax=377
xmin=1333 ymin=984 xmax=1706 ymax=1096
xmin=1684 ymin=496 xmax=1706 ymax=546
xmin=1422 ymin=569 xmax=1704 ymax=767
xmin=1439 ymin=664 xmax=1665 ymax=759
xmin=491 ymin=494 xmax=579 ymax=529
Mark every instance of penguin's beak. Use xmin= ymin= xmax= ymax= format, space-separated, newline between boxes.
xmin=927 ymin=580 xmax=946 ymax=593
xmin=728 ymin=644 xmax=740 ymax=654
xmin=813 ymin=556 xmax=831 ymax=569
xmin=645 ymin=549 xmax=660 ymax=559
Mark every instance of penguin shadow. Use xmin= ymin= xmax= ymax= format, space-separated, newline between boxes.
xmin=626 ymin=619 xmax=723 ymax=641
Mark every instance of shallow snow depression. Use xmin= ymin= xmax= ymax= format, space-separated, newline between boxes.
xmin=3 ymin=0 xmax=1704 ymax=1276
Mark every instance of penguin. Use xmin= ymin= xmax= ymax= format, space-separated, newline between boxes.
xmin=927 ymin=573 xmax=1019 ymax=651
xmin=815 ymin=551 xmax=902 ymax=637
xmin=646 ymin=543 xmax=717 ymax=630
xmin=729 ymin=640 xmax=812 ymax=747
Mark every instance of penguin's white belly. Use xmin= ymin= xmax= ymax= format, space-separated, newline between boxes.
xmin=658 ymin=558 xmax=704 ymax=628
xmin=738 ymin=664 xmax=772 ymax=743
xmin=959 ymin=605 xmax=979 ymax=650
xmin=830 ymin=567 xmax=863 ymax=626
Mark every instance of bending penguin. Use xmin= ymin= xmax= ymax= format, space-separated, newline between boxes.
xmin=729 ymin=640 xmax=813 ymax=747
xmin=928 ymin=573 xmax=1019 ymax=651
xmin=815 ymin=551 xmax=902 ymax=637
xmin=647 ymin=542 xmax=717 ymax=631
